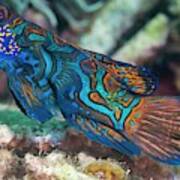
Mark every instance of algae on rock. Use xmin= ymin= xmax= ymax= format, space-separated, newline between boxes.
xmin=79 ymin=0 xmax=159 ymax=54
xmin=113 ymin=14 xmax=169 ymax=62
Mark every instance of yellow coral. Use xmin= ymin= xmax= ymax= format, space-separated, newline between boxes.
xmin=84 ymin=161 xmax=126 ymax=180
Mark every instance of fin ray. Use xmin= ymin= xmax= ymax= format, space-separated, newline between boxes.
xmin=128 ymin=97 xmax=180 ymax=165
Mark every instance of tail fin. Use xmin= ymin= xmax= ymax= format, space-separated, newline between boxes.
xmin=128 ymin=97 xmax=180 ymax=165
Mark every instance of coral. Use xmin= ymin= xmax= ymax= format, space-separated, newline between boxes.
xmin=25 ymin=152 xmax=127 ymax=180
xmin=23 ymin=9 xmax=52 ymax=29
xmin=5 ymin=0 xmax=106 ymax=31
xmin=24 ymin=152 xmax=127 ymax=180
xmin=0 ymin=105 xmax=67 ymax=138
xmin=84 ymin=161 xmax=126 ymax=180
xmin=0 ymin=71 xmax=9 ymax=101
xmin=128 ymin=156 xmax=174 ymax=180
xmin=0 ymin=150 xmax=21 ymax=179
xmin=113 ymin=14 xmax=169 ymax=63
xmin=53 ymin=0 xmax=106 ymax=30
xmin=0 ymin=124 xmax=15 ymax=145
xmin=0 ymin=105 xmax=68 ymax=153
xmin=25 ymin=152 xmax=96 ymax=180
xmin=0 ymin=149 xmax=176 ymax=180
xmin=7 ymin=0 xmax=58 ymax=27
xmin=79 ymin=0 xmax=159 ymax=54
xmin=169 ymin=61 xmax=180 ymax=92
xmin=78 ymin=153 xmax=127 ymax=179
xmin=168 ymin=0 xmax=180 ymax=16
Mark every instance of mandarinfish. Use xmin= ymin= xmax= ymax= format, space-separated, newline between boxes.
xmin=0 ymin=3 xmax=179 ymax=165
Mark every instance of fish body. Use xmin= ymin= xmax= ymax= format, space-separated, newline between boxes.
xmin=0 ymin=3 xmax=180 ymax=165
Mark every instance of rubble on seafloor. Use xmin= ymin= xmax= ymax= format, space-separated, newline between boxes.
xmin=0 ymin=105 xmax=177 ymax=180
xmin=0 ymin=149 xmax=128 ymax=180
xmin=0 ymin=105 xmax=128 ymax=180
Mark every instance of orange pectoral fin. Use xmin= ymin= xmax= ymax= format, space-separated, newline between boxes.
xmin=127 ymin=97 xmax=180 ymax=165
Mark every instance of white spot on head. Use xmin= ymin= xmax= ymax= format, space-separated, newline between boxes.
xmin=0 ymin=24 xmax=21 ymax=56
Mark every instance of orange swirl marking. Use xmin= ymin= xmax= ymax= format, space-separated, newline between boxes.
xmin=124 ymin=98 xmax=145 ymax=135
xmin=89 ymin=91 xmax=107 ymax=106
xmin=80 ymin=59 xmax=97 ymax=73
xmin=53 ymin=34 xmax=66 ymax=45
xmin=25 ymin=26 xmax=47 ymax=37
xmin=107 ymin=127 xmax=123 ymax=140
xmin=90 ymin=74 xmax=97 ymax=90
xmin=114 ymin=108 xmax=122 ymax=121
xmin=12 ymin=18 xmax=23 ymax=27
xmin=22 ymin=84 xmax=40 ymax=106
xmin=103 ymin=73 xmax=120 ymax=93
xmin=118 ymin=94 xmax=134 ymax=107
